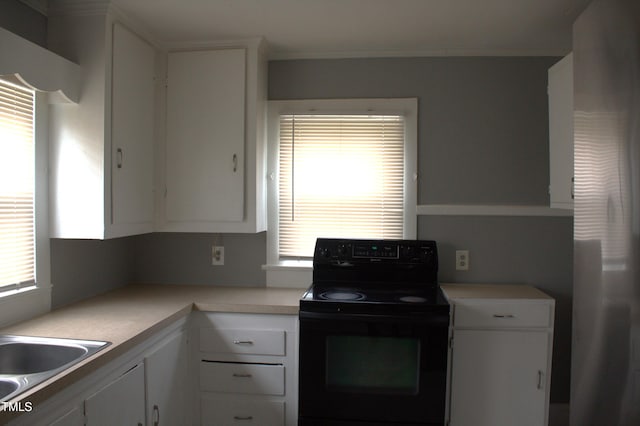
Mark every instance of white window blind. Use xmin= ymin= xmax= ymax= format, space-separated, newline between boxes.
xmin=278 ymin=114 xmax=405 ymax=258
xmin=0 ymin=79 xmax=35 ymax=291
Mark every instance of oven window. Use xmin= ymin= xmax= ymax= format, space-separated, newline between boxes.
xmin=325 ymin=335 xmax=420 ymax=395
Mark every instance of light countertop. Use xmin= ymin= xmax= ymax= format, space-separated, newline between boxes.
xmin=441 ymin=283 xmax=553 ymax=300
xmin=0 ymin=283 xmax=305 ymax=420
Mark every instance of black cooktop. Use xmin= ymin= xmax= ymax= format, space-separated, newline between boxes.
xmin=301 ymin=238 xmax=449 ymax=315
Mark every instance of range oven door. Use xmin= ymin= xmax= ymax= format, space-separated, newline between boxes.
xmin=298 ymin=310 xmax=449 ymax=426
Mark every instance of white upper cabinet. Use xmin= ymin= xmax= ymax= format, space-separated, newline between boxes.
xmin=111 ymin=23 xmax=156 ymax=228
xmin=48 ymin=6 xmax=157 ymax=239
xmin=548 ymin=53 xmax=574 ymax=210
xmin=159 ymin=40 xmax=268 ymax=233
xmin=165 ymin=49 xmax=245 ymax=223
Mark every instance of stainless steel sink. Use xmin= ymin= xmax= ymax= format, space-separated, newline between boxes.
xmin=0 ymin=378 xmax=19 ymax=401
xmin=0 ymin=335 xmax=110 ymax=402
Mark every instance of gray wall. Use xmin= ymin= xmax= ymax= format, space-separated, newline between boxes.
xmin=50 ymin=237 xmax=135 ymax=308
xmin=132 ymin=233 xmax=267 ymax=287
xmin=269 ymin=57 xmax=553 ymax=206
xmin=269 ymin=57 xmax=573 ymax=403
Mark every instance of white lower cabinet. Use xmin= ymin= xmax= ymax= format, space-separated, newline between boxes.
xmin=449 ymin=330 xmax=549 ymax=426
xmin=8 ymin=320 xmax=188 ymax=426
xmin=145 ymin=331 xmax=188 ymax=426
xmin=194 ymin=312 xmax=298 ymax=426
xmin=48 ymin=406 xmax=84 ymax=426
xmin=443 ymin=284 xmax=555 ymax=426
xmin=85 ymin=364 xmax=146 ymax=426
xmin=7 ymin=312 xmax=297 ymax=426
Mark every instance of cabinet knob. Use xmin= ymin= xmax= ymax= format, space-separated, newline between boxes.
xmin=492 ymin=314 xmax=515 ymax=319
xmin=233 ymin=340 xmax=254 ymax=345
xmin=232 ymin=373 xmax=253 ymax=378
xmin=232 ymin=153 xmax=238 ymax=172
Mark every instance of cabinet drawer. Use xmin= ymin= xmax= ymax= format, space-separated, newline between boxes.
xmin=200 ymin=327 xmax=285 ymax=356
xmin=201 ymin=396 xmax=285 ymax=426
xmin=200 ymin=361 xmax=285 ymax=395
xmin=454 ymin=301 xmax=551 ymax=328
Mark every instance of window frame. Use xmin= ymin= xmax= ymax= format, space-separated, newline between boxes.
xmin=264 ymin=98 xmax=418 ymax=287
xmin=0 ymin=88 xmax=51 ymax=327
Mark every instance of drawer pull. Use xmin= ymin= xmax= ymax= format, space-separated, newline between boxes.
xmin=232 ymin=373 xmax=253 ymax=378
xmin=233 ymin=340 xmax=254 ymax=345
xmin=493 ymin=314 xmax=515 ymax=318
xmin=234 ymin=416 xmax=254 ymax=421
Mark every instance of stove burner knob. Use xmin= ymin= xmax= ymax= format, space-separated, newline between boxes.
xmin=402 ymin=245 xmax=416 ymax=258
xmin=319 ymin=247 xmax=331 ymax=258
xmin=337 ymin=244 xmax=348 ymax=256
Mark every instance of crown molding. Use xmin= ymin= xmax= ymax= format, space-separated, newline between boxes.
xmin=268 ymin=46 xmax=570 ymax=61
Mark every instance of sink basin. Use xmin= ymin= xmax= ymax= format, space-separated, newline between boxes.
xmin=0 ymin=378 xmax=19 ymax=401
xmin=0 ymin=343 xmax=88 ymax=375
xmin=0 ymin=335 xmax=110 ymax=402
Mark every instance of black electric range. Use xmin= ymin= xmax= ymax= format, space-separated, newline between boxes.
xmin=300 ymin=238 xmax=449 ymax=314
xmin=298 ymin=238 xmax=450 ymax=426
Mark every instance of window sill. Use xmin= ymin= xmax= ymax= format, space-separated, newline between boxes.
xmin=0 ymin=285 xmax=51 ymax=327
xmin=263 ymin=262 xmax=312 ymax=289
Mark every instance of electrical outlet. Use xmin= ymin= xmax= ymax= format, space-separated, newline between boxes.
xmin=212 ymin=246 xmax=224 ymax=266
xmin=455 ymin=250 xmax=469 ymax=271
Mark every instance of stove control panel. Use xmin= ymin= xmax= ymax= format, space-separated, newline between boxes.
xmin=353 ymin=242 xmax=398 ymax=258
xmin=314 ymin=238 xmax=437 ymax=264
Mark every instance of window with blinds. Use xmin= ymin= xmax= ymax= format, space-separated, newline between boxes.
xmin=0 ymin=79 xmax=35 ymax=292
xmin=278 ymin=114 xmax=405 ymax=259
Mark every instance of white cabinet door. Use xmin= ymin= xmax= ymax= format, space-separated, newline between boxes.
xmin=48 ymin=12 xmax=157 ymax=239
xmin=111 ymin=22 xmax=155 ymax=227
xmin=449 ymin=330 xmax=549 ymax=426
xmin=85 ymin=364 xmax=145 ymax=426
xmin=165 ymin=48 xmax=245 ymax=224
xmin=548 ymin=53 xmax=574 ymax=209
xmin=145 ymin=331 xmax=187 ymax=426
xmin=48 ymin=406 xmax=84 ymax=426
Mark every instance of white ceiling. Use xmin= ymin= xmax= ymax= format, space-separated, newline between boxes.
xmin=106 ymin=0 xmax=588 ymax=59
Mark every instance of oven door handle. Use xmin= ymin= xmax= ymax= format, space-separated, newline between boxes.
xmin=299 ymin=310 xmax=449 ymax=326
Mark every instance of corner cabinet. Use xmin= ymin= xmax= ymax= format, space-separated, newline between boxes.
xmin=548 ymin=53 xmax=574 ymax=210
xmin=159 ymin=40 xmax=268 ymax=233
xmin=442 ymin=284 xmax=555 ymax=426
xmin=48 ymin=5 xmax=157 ymax=239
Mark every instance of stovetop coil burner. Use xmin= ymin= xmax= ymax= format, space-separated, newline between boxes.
xmin=319 ymin=291 xmax=366 ymax=301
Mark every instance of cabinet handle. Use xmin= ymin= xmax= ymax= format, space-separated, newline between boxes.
xmin=537 ymin=370 xmax=544 ymax=389
xmin=492 ymin=314 xmax=515 ymax=318
xmin=233 ymin=416 xmax=254 ymax=421
xmin=116 ymin=148 xmax=123 ymax=169
xmin=233 ymin=340 xmax=254 ymax=345
xmin=232 ymin=153 xmax=238 ymax=172
xmin=232 ymin=373 xmax=253 ymax=378
xmin=571 ymin=177 xmax=575 ymax=200
xmin=153 ymin=404 xmax=160 ymax=426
